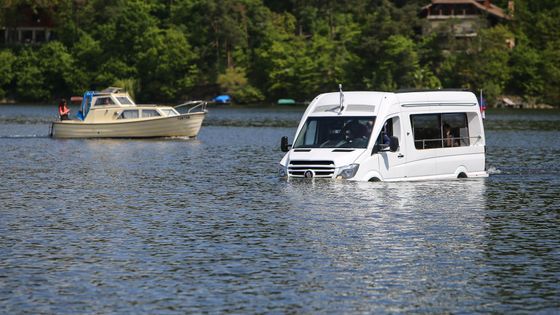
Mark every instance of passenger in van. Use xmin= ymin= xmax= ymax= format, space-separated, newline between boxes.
xmin=383 ymin=132 xmax=391 ymax=145
xmin=443 ymin=123 xmax=455 ymax=147
xmin=343 ymin=120 xmax=368 ymax=142
xmin=380 ymin=121 xmax=391 ymax=145
xmin=383 ymin=128 xmax=390 ymax=145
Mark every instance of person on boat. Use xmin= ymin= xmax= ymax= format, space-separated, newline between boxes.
xmin=58 ymin=98 xmax=70 ymax=120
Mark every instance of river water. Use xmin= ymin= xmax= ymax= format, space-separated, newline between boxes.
xmin=0 ymin=105 xmax=559 ymax=314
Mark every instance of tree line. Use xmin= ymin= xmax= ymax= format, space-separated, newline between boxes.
xmin=0 ymin=0 xmax=559 ymax=106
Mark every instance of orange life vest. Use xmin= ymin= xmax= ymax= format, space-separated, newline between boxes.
xmin=59 ymin=104 xmax=70 ymax=116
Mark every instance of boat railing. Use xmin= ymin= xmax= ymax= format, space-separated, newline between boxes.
xmin=174 ymin=100 xmax=208 ymax=113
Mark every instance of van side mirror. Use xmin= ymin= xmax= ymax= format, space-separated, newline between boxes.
xmin=372 ymin=143 xmax=388 ymax=155
xmin=372 ymin=136 xmax=399 ymax=154
xmin=389 ymin=136 xmax=399 ymax=152
xmin=281 ymin=136 xmax=291 ymax=152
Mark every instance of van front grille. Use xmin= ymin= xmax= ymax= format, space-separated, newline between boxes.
xmin=288 ymin=160 xmax=335 ymax=178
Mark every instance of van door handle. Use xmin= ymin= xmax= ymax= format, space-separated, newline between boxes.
xmin=397 ymin=154 xmax=404 ymax=158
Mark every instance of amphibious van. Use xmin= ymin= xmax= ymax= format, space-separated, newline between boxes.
xmin=279 ymin=90 xmax=488 ymax=181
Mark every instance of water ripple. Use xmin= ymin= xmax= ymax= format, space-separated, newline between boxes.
xmin=1 ymin=107 xmax=559 ymax=314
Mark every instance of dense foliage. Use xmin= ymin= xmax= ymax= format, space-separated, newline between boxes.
xmin=0 ymin=0 xmax=559 ymax=106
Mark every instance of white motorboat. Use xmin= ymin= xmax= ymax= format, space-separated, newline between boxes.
xmin=50 ymin=87 xmax=207 ymax=138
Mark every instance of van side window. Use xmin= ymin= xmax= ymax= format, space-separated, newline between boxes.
xmin=411 ymin=113 xmax=469 ymax=149
xmin=376 ymin=118 xmax=394 ymax=145
xmin=411 ymin=114 xmax=441 ymax=149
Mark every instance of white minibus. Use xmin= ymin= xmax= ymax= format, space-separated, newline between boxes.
xmin=279 ymin=90 xmax=488 ymax=181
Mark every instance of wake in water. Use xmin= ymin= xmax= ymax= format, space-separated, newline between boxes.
xmin=0 ymin=116 xmax=56 ymax=124
xmin=487 ymin=166 xmax=502 ymax=174
xmin=0 ymin=134 xmax=50 ymax=139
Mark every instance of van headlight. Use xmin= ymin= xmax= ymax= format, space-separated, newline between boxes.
xmin=278 ymin=165 xmax=287 ymax=177
xmin=337 ymin=164 xmax=359 ymax=179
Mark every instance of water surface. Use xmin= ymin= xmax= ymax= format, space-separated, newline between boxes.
xmin=1 ymin=105 xmax=559 ymax=313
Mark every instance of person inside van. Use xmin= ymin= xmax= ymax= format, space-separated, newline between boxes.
xmin=382 ymin=126 xmax=390 ymax=145
xmin=343 ymin=120 xmax=368 ymax=141
xmin=443 ymin=123 xmax=454 ymax=147
xmin=380 ymin=120 xmax=392 ymax=145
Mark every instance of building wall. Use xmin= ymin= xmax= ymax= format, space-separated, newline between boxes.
xmin=0 ymin=6 xmax=55 ymax=45
xmin=423 ymin=16 xmax=488 ymax=38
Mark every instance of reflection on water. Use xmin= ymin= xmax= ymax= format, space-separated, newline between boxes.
xmin=0 ymin=106 xmax=559 ymax=313
xmin=281 ymin=180 xmax=490 ymax=313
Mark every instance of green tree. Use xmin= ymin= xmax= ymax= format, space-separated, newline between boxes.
xmin=2 ymin=0 xmax=560 ymax=106
xmin=471 ymin=25 xmax=512 ymax=101
xmin=135 ymin=27 xmax=199 ymax=101
xmin=255 ymin=9 xmax=359 ymax=100
xmin=217 ymin=67 xmax=264 ymax=103
xmin=366 ymin=35 xmax=423 ymax=90
xmin=540 ymin=40 xmax=560 ymax=106
xmin=70 ymin=31 xmax=103 ymax=93
xmin=90 ymin=0 xmax=158 ymax=66
xmin=13 ymin=48 xmax=48 ymax=101
xmin=351 ymin=0 xmax=419 ymax=90
xmin=509 ymin=42 xmax=544 ymax=100
xmin=253 ymin=11 xmax=302 ymax=99
xmin=258 ymin=35 xmax=306 ymax=100
xmin=0 ymin=50 xmax=16 ymax=99
xmin=36 ymin=41 xmax=76 ymax=97
xmin=93 ymin=58 xmax=136 ymax=92
xmin=171 ymin=0 xmax=250 ymax=73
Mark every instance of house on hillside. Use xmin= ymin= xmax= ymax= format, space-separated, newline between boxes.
xmin=0 ymin=6 xmax=55 ymax=45
xmin=419 ymin=0 xmax=513 ymax=44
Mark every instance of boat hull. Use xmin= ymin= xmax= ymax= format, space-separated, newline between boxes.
xmin=51 ymin=112 xmax=205 ymax=138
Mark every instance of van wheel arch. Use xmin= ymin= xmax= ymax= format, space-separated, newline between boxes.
xmin=455 ymin=166 xmax=468 ymax=179
xmin=369 ymin=177 xmax=381 ymax=182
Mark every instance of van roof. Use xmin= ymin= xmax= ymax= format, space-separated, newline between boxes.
xmin=395 ymin=88 xmax=470 ymax=93
xmin=309 ymin=90 xmax=479 ymax=116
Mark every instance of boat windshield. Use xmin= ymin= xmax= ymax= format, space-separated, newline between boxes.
xmin=117 ymin=96 xmax=135 ymax=105
xmin=160 ymin=108 xmax=179 ymax=116
xmin=293 ymin=116 xmax=375 ymax=149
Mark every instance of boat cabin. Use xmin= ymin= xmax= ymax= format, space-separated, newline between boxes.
xmin=77 ymin=88 xmax=180 ymax=123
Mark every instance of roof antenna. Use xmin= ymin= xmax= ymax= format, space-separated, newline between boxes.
xmin=338 ymin=83 xmax=345 ymax=114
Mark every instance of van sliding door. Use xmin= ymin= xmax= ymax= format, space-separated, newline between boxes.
xmin=377 ymin=116 xmax=405 ymax=180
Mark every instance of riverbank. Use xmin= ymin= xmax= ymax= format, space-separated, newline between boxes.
xmin=495 ymin=95 xmax=556 ymax=109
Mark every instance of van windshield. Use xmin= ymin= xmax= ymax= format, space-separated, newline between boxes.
xmin=293 ymin=116 xmax=375 ymax=149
